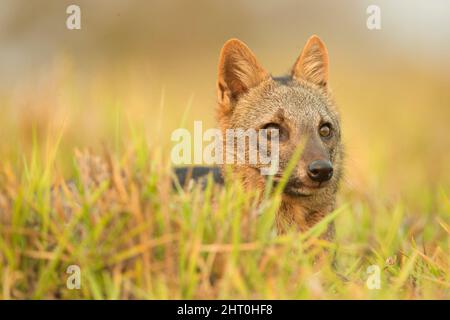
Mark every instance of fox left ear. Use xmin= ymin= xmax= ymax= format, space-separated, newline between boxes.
xmin=292 ymin=35 xmax=329 ymax=88
xmin=217 ymin=39 xmax=269 ymax=105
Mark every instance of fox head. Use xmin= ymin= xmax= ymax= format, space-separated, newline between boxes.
xmin=216 ymin=35 xmax=343 ymax=202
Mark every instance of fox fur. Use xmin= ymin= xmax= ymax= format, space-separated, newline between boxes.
xmin=215 ymin=35 xmax=343 ymax=239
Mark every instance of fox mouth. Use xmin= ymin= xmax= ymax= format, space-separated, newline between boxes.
xmin=257 ymin=169 xmax=329 ymax=197
xmin=283 ymin=183 xmax=321 ymax=197
xmin=283 ymin=186 xmax=314 ymax=197
xmin=271 ymin=175 xmax=327 ymax=197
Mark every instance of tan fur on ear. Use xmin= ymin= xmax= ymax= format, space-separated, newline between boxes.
xmin=292 ymin=35 xmax=329 ymax=88
xmin=217 ymin=39 xmax=269 ymax=105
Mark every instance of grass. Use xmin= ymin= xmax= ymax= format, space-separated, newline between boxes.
xmin=0 ymin=60 xmax=448 ymax=299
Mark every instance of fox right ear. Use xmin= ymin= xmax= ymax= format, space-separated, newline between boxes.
xmin=292 ymin=35 xmax=329 ymax=89
xmin=217 ymin=39 xmax=269 ymax=105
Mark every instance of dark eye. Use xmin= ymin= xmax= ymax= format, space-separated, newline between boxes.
xmin=319 ymin=123 xmax=332 ymax=138
xmin=262 ymin=123 xmax=288 ymax=141
xmin=263 ymin=123 xmax=281 ymax=131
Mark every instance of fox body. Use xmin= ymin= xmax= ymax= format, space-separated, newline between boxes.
xmin=216 ymin=35 xmax=343 ymax=238
xmin=176 ymin=35 xmax=343 ymax=238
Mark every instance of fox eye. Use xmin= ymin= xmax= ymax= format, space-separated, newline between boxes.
xmin=262 ymin=123 xmax=288 ymax=141
xmin=263 ymin=123 xmax=280 ymax=131
xmin=319 ymin=123 xmax=332 ymax=138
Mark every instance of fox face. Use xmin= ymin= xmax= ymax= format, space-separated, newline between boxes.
xmin=217 ymin=36 xmax=343 ymax=202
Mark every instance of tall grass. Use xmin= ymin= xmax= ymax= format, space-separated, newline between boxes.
xmin=0 ymin=60 xmax=448 ymax=299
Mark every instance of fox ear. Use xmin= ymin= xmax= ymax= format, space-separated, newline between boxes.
xmin=292 ymin=35 xmax=329 ymax=88
xmin=217 ymin=39 xmax=269 ymax=105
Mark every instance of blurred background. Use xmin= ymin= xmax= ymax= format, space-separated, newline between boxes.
xmin=0 ymin=0 xmax=449 ymax=200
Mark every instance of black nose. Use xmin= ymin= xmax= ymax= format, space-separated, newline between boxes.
xmin=307 ymin=160 xmax=333 ymax=183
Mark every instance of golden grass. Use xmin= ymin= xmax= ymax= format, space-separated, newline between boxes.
xmin=0 ymin=59 xmax=448 ymax=299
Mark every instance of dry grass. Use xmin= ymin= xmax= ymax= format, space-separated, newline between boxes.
xmin=0 ymin=60 xmax=448 ymax=299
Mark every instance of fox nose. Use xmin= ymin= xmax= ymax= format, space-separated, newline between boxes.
xmin=307 ymin=160 xmax=333 ymax=183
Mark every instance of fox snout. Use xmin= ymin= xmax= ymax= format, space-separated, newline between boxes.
xmin=282 ymin=138 xmax=335 ymax=196
xmin=282 ymin=158 xmax=334 ymax=197
xmin=296 ymin=134 xmax=334 ymax=187
xmin=307 ymin=159 xmax=333 ymax=183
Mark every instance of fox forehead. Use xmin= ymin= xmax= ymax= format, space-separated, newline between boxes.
xmin=270 ymin=78 xmax=330 ymax=117
xmin=230 ymin=78 xmax=335 ymax=129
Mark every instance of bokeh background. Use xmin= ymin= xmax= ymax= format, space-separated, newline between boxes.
xmin=0 ymin=0 xmax=449 ymax=199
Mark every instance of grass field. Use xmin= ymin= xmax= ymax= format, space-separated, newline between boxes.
xmin=0 ymin=59 xmax=448 ymax=300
